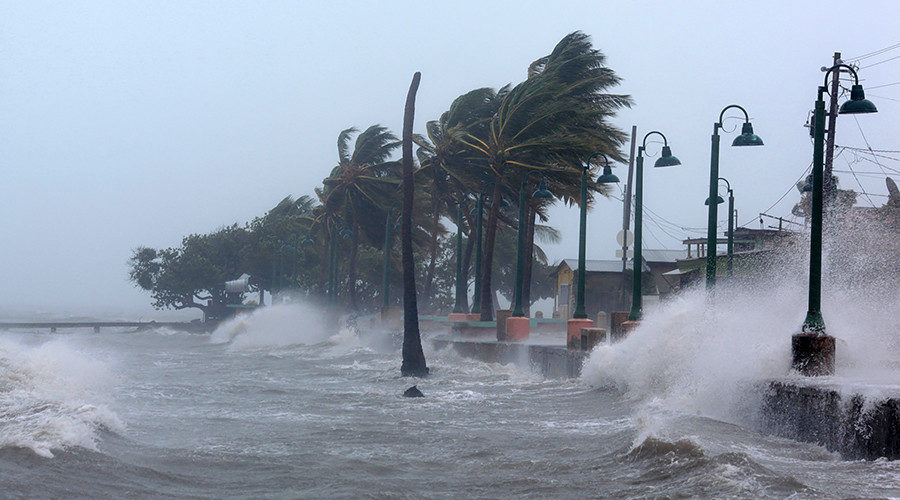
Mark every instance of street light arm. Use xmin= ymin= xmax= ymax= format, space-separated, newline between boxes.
xmin=641 ymin=131 xmax=669 ymax=151
xmin=586 ymin=152 xmax=610 ymax=171
xmin=717 ymin=104 xmax=751 ymax=127
xmin=823 ymin=63 xmax=860 ymax=90
xmin=717 ymin=177 xmax=731 ymax=191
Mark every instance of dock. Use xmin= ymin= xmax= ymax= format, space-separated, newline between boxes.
xmin=0 ymin=321 xmax=211 ymax=333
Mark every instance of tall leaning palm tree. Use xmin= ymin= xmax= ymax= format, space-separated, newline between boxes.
xmin=317 ymin=125 xmax=401 ymax=311
xmin=401 ymin=72 xmax=428 ymax=377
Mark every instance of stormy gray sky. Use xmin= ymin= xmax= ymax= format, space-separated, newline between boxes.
xmin=1 ymin=1 xmax=898 ymax=318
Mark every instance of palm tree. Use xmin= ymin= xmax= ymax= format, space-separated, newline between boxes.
xmin=457 ymin=32 xmax=632 ymax=320
xmin=317 ymin=125 xmax=401 ymax=311
xmin=413 ymin=88 xmax=500 ymax=312
xmin=401 ymin=72 xmax=428 ymax=377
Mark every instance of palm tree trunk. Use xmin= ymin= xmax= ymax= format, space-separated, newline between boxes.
xmin=478 ymin=180 xmax=502 ymax=321
xmin=400 ymin=72 xmax=428 ymax=377
xmin=522 ymin=206 xmax=536 ymax=316
xmin=348 ymin=224 xmax=359 ymax=311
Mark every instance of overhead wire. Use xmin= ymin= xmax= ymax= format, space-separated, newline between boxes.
xmin=859 ymin=55 xmax=900 ymax=69
xmin=844 ymin=43 xmax=900 ymax=63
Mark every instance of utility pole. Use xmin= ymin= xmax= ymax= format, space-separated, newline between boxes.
xmin=823 ymin=51 xmax=841 ymax=203
xmin=620 ymin=125 xmax=637 ymax=310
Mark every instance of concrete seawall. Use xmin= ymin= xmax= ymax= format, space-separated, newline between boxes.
xmin=431 ymin=336 xmax=586 ymax=379
xmin=761 ymin=380 xmax=898 ymax=460
xmin=433 ymin=336 xmax=898 ymax=461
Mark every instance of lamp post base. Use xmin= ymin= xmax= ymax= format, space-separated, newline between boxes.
xmin=505 ymin=316 xmax=530 ymax=341
xmin=566 ymin=318 xmax=595 ymax=350
xmin=791 ymin=333 xmax=835 ymax=376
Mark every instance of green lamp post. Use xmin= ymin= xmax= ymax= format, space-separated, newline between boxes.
xmin=706 ymin=105 xmax=763 ymax=291
xmin=572 ymin=152 xmax=619 ymax=320
xmin=705 ymin=177 xmax=734 ymax=278
xmin=327 ymin=224 xmax=352 ymax=303
xmin=452 ymin=202 xmax=467 ymax=315
xmin=511 ymin=172 xmax=553 ymax=318
xmin=792 ymin=63 xmax=876 ymax=376
xmin=380 ymin=209 xmax=397 ymax=309
xmin=628 ymin=131 xmax=682 ymax=322
xmin=469 ymin=192 xmax=485 ymax=316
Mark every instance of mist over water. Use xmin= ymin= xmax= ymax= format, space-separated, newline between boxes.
xmin=1 ymin=221 xmax=898 ymax=497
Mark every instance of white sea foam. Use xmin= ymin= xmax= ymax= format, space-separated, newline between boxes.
xmin=209 ymin=302 xmax=331 ymax=349
xmin=582 ymin=263 xmax=900 ymax=425
xmin=0 ymin=336 xmax=123 ymax=458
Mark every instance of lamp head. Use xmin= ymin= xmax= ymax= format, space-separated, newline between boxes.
xmin=839 ymin=84 xmax=878 ymax=114
xmin=732 ymin=122 xmax=764 ymax=146
xmin=595 ymin=165 xmax=620 ymax=184
xmin=532 ymin=179 xmax=553 ymax=199
xmin=704 ymin=195 xmax=725 ymax=206
xmin=654 ymin=145 xmax=682 ymax=167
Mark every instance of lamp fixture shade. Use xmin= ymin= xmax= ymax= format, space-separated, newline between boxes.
xmin=839 ymin=85 xmax=878 ymax=114
xmin=704 ymin=195 xmax=725 ymax=205
xmin=732 ymin=122 xmax=764 ymax=146
xmin=654 ymin=145 xmax=682 ymax=167
xmin=532 ymin=179 xmax=554 ymax=199
xmin=596 ymin=165 xmax=620 ymax=184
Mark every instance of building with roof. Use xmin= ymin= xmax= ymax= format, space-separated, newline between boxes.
xmin=551 ymin=248 xmax=688 ymax=320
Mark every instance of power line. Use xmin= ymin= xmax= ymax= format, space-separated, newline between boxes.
xmin=867 ymin=81 xmax=900 ymax=90
xmin=853 ymin=116 xmax=891 ymax=177
xmin=843 ymin=155 xmax=877 ymax=206
xmin=860 ymin=55 xmax=900 ymax=69
xmin=845 ymin=43 xmax=900 ymax=62
xmin=738 ymin=161 xmax=813 ymax=228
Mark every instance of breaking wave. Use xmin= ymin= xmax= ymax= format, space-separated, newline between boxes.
xmin=209 ymin=302 xmax=337 ymax=350
xmin=0 ymin=337 xmax=123 ymax=458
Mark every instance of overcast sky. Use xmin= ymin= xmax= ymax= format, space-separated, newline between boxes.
xmin=1 ymin=1 xmax=898 ymax=319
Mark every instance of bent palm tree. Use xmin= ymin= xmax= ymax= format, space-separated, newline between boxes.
xmin=401 ymin=72 xmax=428 ymax=377
xmin=317 ymin=125 xmax=401 ymax=311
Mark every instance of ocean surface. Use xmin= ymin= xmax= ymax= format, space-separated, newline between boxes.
xmin=1 ymin=296 xmax=898 ymax=498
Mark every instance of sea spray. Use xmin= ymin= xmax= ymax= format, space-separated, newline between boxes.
xmin=209 ymin=302 xmax=331 ymax=349
xmin=582 ymin=242 xmax=899 ymax=429
xmin=0 ymin=337 xmax=122 ymax=457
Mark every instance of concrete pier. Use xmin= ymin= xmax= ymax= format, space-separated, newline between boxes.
xmin=432 ymin=335 xmax=587 ymax=379
xmin=761 ymin=379 xmax=898 ymax=460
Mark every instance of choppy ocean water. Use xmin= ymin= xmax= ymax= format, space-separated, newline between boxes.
xmin=1 ymin=299 xmax=898 ymax=498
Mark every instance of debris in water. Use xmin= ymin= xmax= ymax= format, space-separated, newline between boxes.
xmin=403 ymin=385 xmax=424 ymax=398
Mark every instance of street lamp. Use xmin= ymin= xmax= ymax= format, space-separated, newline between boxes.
xmin=451 ymin=201 xmax=467 ymax=316
xmin=380 ymin=209 xmax=396 ymax=309
xmin=706 ymin=105 xmax=763 ymax=291
xmin=573 ymin=152 xmax=619 ymax=320
xmin=327 ymin=224 xmax=351 ymax=303
xmin=469 ymin=192 xmax=485 ymax=317
xmin=628 ymin=131 xmax=682 ymax=322
xmin=511 ymin=172 xmax=553 ymax=318
xmin=505 ymin=172 xmax=552 ymax=340
xmin=792 ymin=63 xmax=876 ymax=376
xmin=705 ymin=177 xmax=735 ymax=278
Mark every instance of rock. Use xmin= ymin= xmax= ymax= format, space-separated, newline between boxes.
xmin=403 ymin=385 xmax=424 ymax=398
